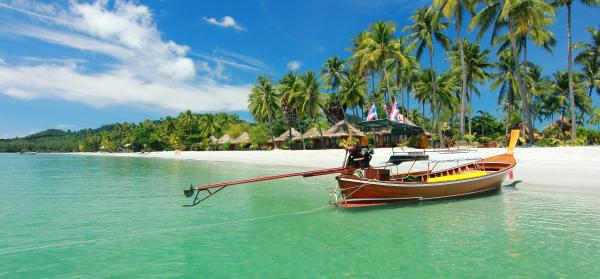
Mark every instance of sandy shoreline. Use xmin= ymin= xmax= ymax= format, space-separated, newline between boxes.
xmin=71 ymin=146 xmax=600 ymax=193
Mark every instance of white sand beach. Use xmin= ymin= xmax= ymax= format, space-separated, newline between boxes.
xmin=76 ymin=146 xmax=600 ymax=194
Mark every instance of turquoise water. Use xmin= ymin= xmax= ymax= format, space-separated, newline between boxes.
xmin=1 ymin=154 xmax=600 ymax=278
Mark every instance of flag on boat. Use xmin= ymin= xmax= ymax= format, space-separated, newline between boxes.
xmin=366 ymin=103 xmax=378 ymax=121
xmin=389 ymin=100 xmax=399 ymax=121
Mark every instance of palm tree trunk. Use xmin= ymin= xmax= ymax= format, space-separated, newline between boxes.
xmin=295 ymin=109 xmax=306 ymax=150
xmin=429 ymin=45 xmax=443 ymax=148
xmin=456 ymin=9 xmax=468 ymax=138
xmin=316 ymin=116 xmax=324 ymax=149
xmin=508 ymin=17 xmax=535 ymax=145
xmin=268 ymin=114 xmax=276 ymax=148
xmin=567 ymin=2 xmax=577 ymax=140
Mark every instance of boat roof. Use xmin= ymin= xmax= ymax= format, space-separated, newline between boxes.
xmin=358 ymin=119 xmax=424 ymax=136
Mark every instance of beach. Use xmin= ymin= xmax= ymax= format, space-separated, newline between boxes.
xmin=75 ymin=146 xmax=600 ymax=194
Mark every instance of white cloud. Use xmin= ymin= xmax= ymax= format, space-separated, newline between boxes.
xmin=202 ymin=16 xmax=246 ymax=31
xmin=287 ymin=60 xmax=301 ymax=71
xmin=0 ymin=58 xmax=5 ymax=65
xmin=0 ymin=63 xmax=251 ymax=112
xmin=0 ymin=1 xmax=255 ymax=112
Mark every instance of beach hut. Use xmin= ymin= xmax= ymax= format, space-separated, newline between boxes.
xmin=325 ymin=120 xmax=365 ymax=148
xmin=301 ymin=127 xmax=325 ymax=148
xmin=272 ymin=128 xmax=302 ymax=145
xmin=217 ymin=134 xmax=232 ymax=150
xmin=231 ymin=132 xmax=250 ymax=149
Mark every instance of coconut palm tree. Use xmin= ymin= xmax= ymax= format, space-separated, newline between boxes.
xmin=589 ymin=107 xmax=600 ymax=130
xmin=321 ymin=56 xmax=349 ymax=129
xmin=431 ymin=0 xmax=476 ymax=136
xmin=351 ymin=21 xmax=409 ymax=112
xmin=551 ymin=0 xmax=600 ymax=139
xmin=414 ymin=69 xmax=459 ymax=147
xmin=339 ymin=73 xmax=368 ymax=120
xmin=470 ymin=0 xmax=553 ymax=144
xmin=546 ymin=71 xmax=592 ymax=133
xmin=249 ymin=76 xmax=280 ymax=146
xmin=524 ymin=64 xmax=552 ymax=130
xmin=296 ymin=71 xmax=327 ymax=148
xmin=405 ymin=7 xmax=451 ymax=144
xmin=491 ymin=50 xmax=520 ymax=135
xmin=574 ymin=26 xmax=600 ymax=97
xmin=387 ymin=38 xmax=419 ymax=115
xmin=449 ymin=40 xmax=492 ymax=137
xmin=279 ymin=72 xmax=301 ymax=144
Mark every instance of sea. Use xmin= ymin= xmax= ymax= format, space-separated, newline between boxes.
xmin=1 ymin=153 xmax=600 ymax=278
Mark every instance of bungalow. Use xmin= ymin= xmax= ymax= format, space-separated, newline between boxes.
xmin=324 ymin=120 xmax=365 ymax=148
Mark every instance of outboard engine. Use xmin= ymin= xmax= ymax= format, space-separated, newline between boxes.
xmin=345 ymin=145 xmax=373 ymax=169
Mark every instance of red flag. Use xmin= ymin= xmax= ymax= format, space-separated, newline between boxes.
xmin=508 ymin=170 xmax=514 ymax=180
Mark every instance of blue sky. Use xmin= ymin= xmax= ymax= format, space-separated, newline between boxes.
xmin=0 ymin=0 xmax=598 ymax=138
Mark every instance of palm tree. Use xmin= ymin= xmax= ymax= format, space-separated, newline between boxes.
xmin=180 ymin=110 xmax=196 ymax=145
xmin=524 ymin=64 xmax=552 ymax=130
xmin=387 ymin=38 xmax=419 ymax=116
xmin=552 ymin=0 xmax=600 ymax=139
xmin=405 ymin=7 xmax=451 ymax=144
xmin=414 ymin=69 xmax=459 ymax=147
xmin=575 ymin=26 xmax=600 ymax=97
xmin=296 ymin=71 xmax=327 ymax=148
xmin=279 ymin=72 xmax=301 ymax=144
xmin=339 ymin=73 xmax=368 ymax=120
xmin=491 ymin=50 xmax=520 ymax=136
xmin=589 ymin=107 xmax=600 ymax=130
xmin=449 ymin=41 xmax=492 ymax=137
xmin=547 ymin=71 xmax=592 ymax=133
xmin=431 ymin=0 xmax=475 ymax=136
xmin=470 ymin=0 xmax=553 ymax=144
xmin=248 ymin=76 xmax=280 ymax=146
xmin=351 ymin=21 xmax=409 ymax=110
xmin=321 ymin=56 xmax=350 ymax=129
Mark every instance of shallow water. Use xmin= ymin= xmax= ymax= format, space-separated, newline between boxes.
xmin=1 ymin=154 xmax=600 ymax=278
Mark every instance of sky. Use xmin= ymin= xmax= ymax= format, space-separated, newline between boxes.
xmin=0 ymin=0 xmax=598 ymax=138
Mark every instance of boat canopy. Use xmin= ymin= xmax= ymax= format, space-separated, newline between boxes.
xmin=358 ymin=119 xmax=424 ymax=136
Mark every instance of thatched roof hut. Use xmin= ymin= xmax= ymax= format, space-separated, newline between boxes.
xmin=217 ymin=134 xmax=231 ymax=144
xmin=230 ymin=132 xmax=250 ymax=144
xmin=209 ymin=135 xmax=218 ymax=144
xmin=325 ymin=121 xmax=364 ymax=137
xmin=273 ymin=128 xmax=301 ymax=142
xmin=302 ymin=127 xmax=322 ymax=139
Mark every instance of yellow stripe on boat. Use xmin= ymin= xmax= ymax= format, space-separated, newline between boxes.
xmin=427 ymin=171 xmax=488 ymax=183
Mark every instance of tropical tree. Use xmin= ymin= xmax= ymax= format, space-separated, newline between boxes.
xmin=248 ymin=76 xmax=280 ymax=146
xmin=470 ymin=0 xmax=553 ymax=144
xmin=448 ymin=40 xmax=492 ymax=136
xmin=589 ymin=107 xmax=600 ymax=130
xmin=279 ymin=72 xmax=302 ymax=143
xmin=414 ymin=69 xmax=459 ymax=146
xmin=431 ymin=0 xmax=475 ymax=136
xmin=575 ymin=26 xmax=600 ymax=97
xmin=405 ymin=7 xmax=451 ymax=144
xmin=321 ymin=56 xmax=349 ymax=128
xmin=296 ymin=71 xmax=327 ymax=148
xmin=350 ymin=21 xmax=409 ymax=110
xmin=546 ymin=71 xmax=593 ymax=133
xmin=551 ymin=0 xmax=600 ymax=139
xmin=339 ymin=73 xmax=368 ymax=120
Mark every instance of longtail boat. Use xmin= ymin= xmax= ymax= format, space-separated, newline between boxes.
xmin=183 ymin=127 xmax=520 ymax=208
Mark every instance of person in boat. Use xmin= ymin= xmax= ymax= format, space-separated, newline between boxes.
xmin=345 ymin=145 xmax=372 ymax=169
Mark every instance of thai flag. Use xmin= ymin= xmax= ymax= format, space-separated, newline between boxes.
xmin=366 ymin=103 xmax=378 ymax=121
xmin=389 ymin=100 xmax=399 ymax=121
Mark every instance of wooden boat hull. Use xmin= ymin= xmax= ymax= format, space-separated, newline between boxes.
xmin=335 ymin=154 xmax=515 ymax=207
